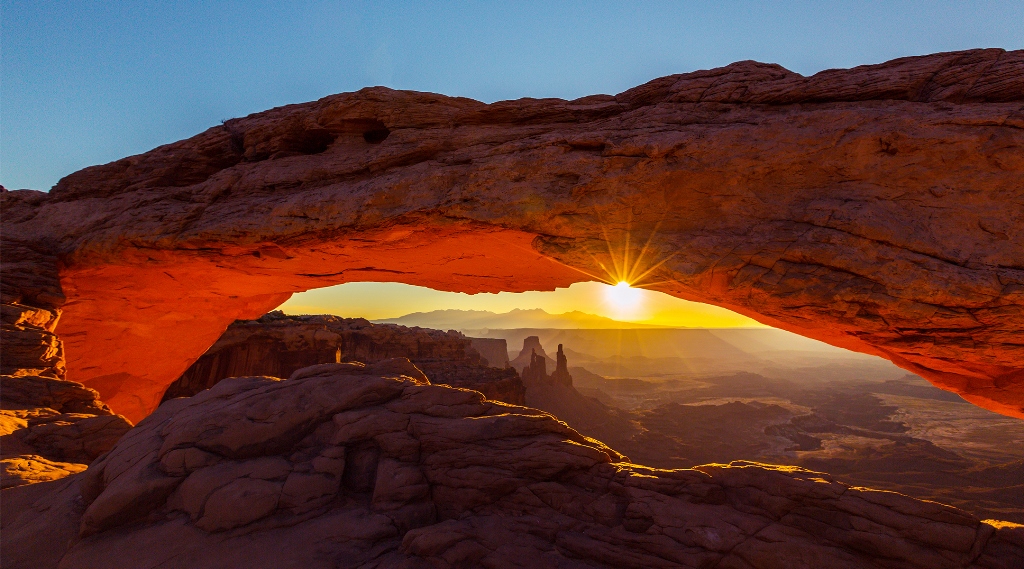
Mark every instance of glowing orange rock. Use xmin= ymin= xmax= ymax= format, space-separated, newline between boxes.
xmin=2 ymin=49 xmax=1022 ymax=422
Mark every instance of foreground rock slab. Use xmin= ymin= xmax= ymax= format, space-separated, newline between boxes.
xmin=1 ymin=49 xmax=1022 ymax=421
xmin=3 ymin=360 xmax=1021 ymax=568
xmin=0 ymin=379 xmax=133 ymax=489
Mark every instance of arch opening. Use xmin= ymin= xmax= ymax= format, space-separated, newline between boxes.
xmin=2 ymin=52 xmax=1018 ymax=423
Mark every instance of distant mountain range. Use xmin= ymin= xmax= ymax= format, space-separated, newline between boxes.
xmin=374 ymin=308 xmax=668 ymax=331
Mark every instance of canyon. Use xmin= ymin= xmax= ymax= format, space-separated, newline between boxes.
xmin=2 ymin=50 xmax=1023 ymax=567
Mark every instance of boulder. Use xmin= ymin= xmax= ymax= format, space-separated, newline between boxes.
xmin=2 ymin=360 xmax=1020 ymax=568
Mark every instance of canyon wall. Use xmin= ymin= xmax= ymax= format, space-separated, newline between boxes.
xmin=162 ymin=311 xmax=525 ymax=405
xmin=1 ymin=49 xmax=1022 ymax=421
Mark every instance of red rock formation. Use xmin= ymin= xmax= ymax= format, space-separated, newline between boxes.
xmin=0 ymin=241 xmax=133 ymax=488
xmin=3 ymin=361 xmax=1021 ymax=568
xmin=1 ymin=50 xmax=1023 ymax=421
xmin=1 ymin=375 xmax=134 ymax=490
xmin=162 ymin=311 xmax=525 ymax=405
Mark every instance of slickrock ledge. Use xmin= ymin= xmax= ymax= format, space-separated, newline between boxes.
xmin=1 ymin=49 xmax=1023 ymax=421
xmin=3 ymin=361 xmax=1022 ymax=569
xmin=0 ymin=374 xmax=134 ymax=489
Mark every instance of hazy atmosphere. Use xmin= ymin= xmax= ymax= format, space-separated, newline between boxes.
xmin=279 ymin=281 xmax=767 ymax=327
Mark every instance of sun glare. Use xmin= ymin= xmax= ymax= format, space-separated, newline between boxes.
xmin=604 ymin=281 xmax=643 ymax=316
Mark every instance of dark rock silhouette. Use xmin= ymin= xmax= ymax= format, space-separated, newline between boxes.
xmin=510 ymin=335 xmax=556 ymax=373
xmin=550 ymin=344 xmax=574 ymax=387
xmin=520 ymin=348 xmax=549 ymax=383
xmin=515 ymin=338 xmax=574 ymax=387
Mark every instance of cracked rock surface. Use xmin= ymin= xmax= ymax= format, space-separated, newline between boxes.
xmin=3 ymin=360 xmax=1021 ymax=568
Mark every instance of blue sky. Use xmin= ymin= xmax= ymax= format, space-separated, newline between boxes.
xmin=3 ymin=1 xmax=1022 ymax=191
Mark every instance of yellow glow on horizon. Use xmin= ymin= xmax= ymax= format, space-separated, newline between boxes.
xmin=278 ymin=281 xmax=768 ymax=328
xmin=604 ymin=281 xmax=643 ymax=319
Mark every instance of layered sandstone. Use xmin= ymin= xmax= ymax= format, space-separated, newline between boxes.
xmin=0 ymin=242 xmax=133 ymax=488
xmin=3 ymin=361 xmax=1021 ymax=568
xmin=0 ymin=369 xmax=133 ymax=490
xmin=1 ymin=49 xmax=1022 ymax=421
xmin=162 ymin=311 xmax=525 ymax=405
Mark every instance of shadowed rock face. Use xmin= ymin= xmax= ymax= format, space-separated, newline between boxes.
xmin=162 ymin=311 xmax=525 ymax=405
xmin=3 ymin=361 xmax=1021 ymax=569
xmin=1 ymin=49 xmax=1022 ymax=421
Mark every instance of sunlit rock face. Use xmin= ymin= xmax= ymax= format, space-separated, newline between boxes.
xmin=4 ymin=362 xmax=1021 ymax=569
xmin=0 ymin=241 xmax=133 ymax=488
xmin=162 ymin=311 xmax=525 ymax=405
xmin=1 ymin=49 xmax=1022 ymax=421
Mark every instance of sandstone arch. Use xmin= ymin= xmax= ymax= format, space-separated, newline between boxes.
xmin=2 ymin=49 xmax=1022 ymax=423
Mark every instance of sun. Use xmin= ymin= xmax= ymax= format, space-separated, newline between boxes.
xmin=604 ymin=281 xmax=643 ymax=316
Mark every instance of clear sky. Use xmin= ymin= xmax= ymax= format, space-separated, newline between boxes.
xmin=4 ymin=1 xmax=1020 ymax=326
xmin=4 ymin=1 xmax=1022 ymax=191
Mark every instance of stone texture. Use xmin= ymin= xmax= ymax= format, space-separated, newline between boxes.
xmin=1 ymin=50 xmax=1022 ymax=422
xmin=0 ymin=378 xmax=132 ymax=491
xmin=0 ymin=245 xmax=133 ymax=489
xmin=2 ymin=374 xmax=115 ymax=415
xmin=162 ymin=311 xmax=525 ymax=405
xmin=2 ymin=361 xmax=1021 ymax=568
xmin=0 ymin=456 xmax=88 ymax=488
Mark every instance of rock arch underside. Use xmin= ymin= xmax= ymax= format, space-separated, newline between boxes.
xmin=2 ymin=49 xmax=1023 ymax=427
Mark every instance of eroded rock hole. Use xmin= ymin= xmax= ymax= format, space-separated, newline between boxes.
xmin=363 ymin=127 xmax=391 ymax=144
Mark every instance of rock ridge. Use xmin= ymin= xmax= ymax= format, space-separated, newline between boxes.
xmin=3 ymin=361 xmax=1021 ymax=568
